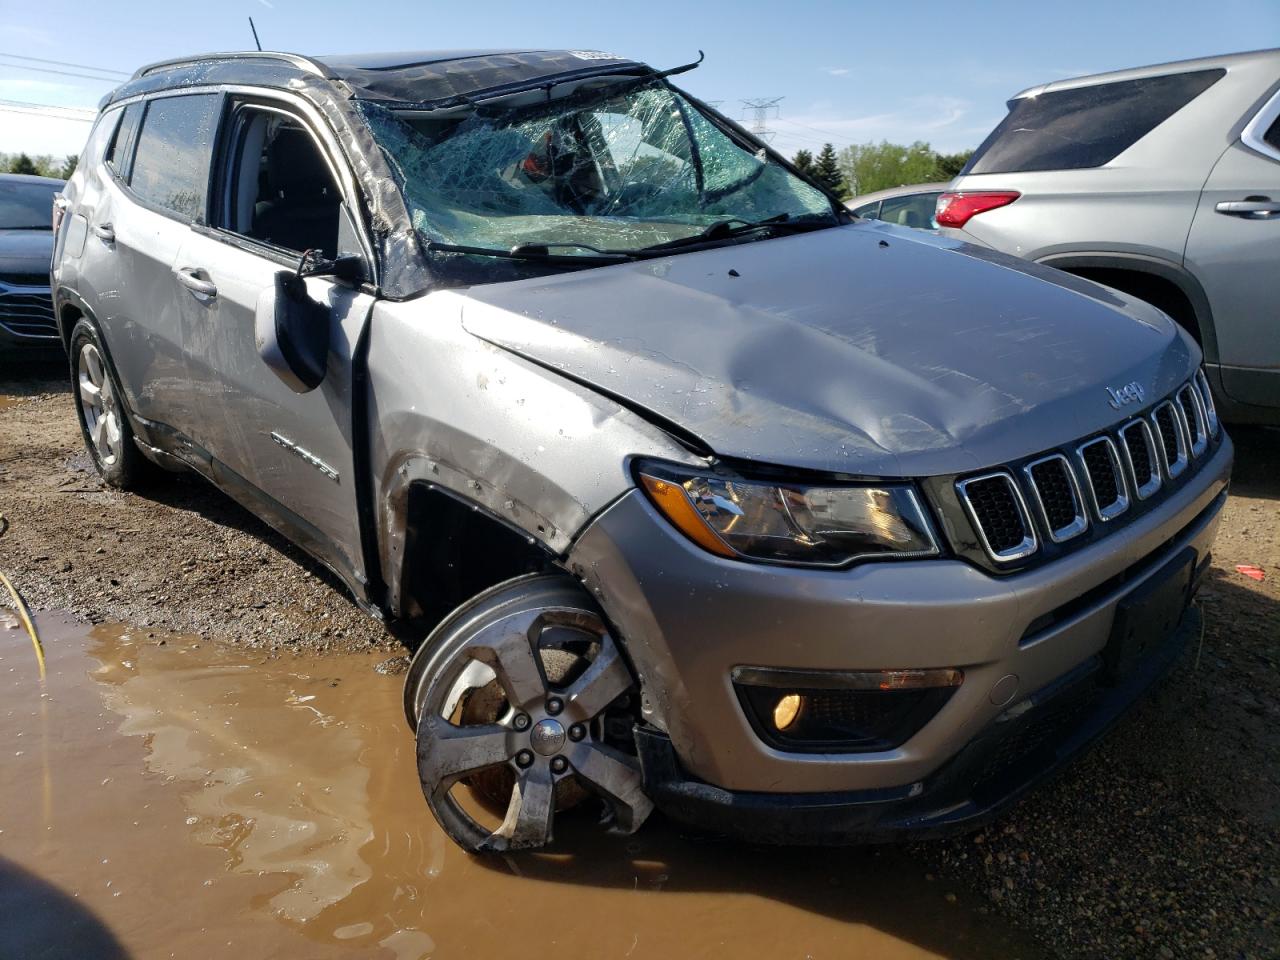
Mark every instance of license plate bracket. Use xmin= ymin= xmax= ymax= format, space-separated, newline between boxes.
xmin=1102 ymin=549 xmax=1194 ymax=685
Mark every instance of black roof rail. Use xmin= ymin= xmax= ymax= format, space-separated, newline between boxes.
xmin=133 ymin=50 xmax=333 ymax=81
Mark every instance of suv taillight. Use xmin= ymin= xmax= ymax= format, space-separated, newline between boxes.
xmin=52 ymin=195 xmax=67 ymax=234
xmin=935 ymin=191 xmax=1020 ymax=228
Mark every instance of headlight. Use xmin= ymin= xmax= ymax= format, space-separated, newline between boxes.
xmin=637 ymin=462 xmax=940 ymax=567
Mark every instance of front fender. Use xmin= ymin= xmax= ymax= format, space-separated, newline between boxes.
xmin=365 ymin=293 xmax=703 ymax=618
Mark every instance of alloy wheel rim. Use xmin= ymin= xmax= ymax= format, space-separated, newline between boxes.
xmin=78 ymin=343 xmax=121 ymax=467
xmin=414 ymin=605 xmax=652 ymax=852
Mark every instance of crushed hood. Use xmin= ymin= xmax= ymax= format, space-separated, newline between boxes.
xmin=459 ymin=222 xmax=1197 ymax=477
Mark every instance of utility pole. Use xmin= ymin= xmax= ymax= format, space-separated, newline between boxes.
xmin=740 ymin=97 xmax=783 ymax=143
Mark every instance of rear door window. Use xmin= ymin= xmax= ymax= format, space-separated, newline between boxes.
xmin=964 ymin=69 xmax=1225 ymax=175
xmin=128 ymin=93 xmax=222 ymax=221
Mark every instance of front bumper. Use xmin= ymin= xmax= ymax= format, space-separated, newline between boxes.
xmin=633 ymin=601 xmax=1199 ymax=843
xmin=567 ymin=437 xmax=1231 ymax=802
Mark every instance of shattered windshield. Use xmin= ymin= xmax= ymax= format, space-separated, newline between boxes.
xmin=359 ymin=78 xmax=836 ymax=273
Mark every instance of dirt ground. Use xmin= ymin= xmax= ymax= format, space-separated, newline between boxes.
xmin=1 ymin=358 xmax=1277 ymax=960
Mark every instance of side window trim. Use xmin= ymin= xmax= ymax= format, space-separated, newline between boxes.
xmin=120 ymin=91 xmax=226 ymax=227
xmin=1241 ymin=85 xmax=1280 ymax=164
xmin=104 ymin=103 xmax=141 ymax=181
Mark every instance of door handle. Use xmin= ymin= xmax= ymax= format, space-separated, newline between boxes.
xmin=173 ymin=267 xmax=217 ymax=298
xmin=91 ymin=222 xmax=115 ymax=242
xmin=1215 ymin=199 xmax=1280 ymax=219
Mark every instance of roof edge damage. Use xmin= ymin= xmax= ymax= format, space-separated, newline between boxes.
xmin=109 ymin=49 xmax=661 ymax=110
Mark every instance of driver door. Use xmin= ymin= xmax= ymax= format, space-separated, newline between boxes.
xmin=173 ymin=96 xmax=376 ymax=591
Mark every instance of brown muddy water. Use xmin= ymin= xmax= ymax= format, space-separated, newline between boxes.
xmin=0 ymin=613 xmax=1047 ymax=959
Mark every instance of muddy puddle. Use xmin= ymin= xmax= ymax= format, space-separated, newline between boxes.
xmin=1 ymin=613 xmax=1046 ymax=959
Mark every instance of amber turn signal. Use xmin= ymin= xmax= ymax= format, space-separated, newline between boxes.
xmin=639 ymin=473 xmax=736 ymax=558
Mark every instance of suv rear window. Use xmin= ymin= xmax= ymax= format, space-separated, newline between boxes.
xmin=964 ymin=69 xmax=1225 ymax=175
xmin=129 ymin=94 xmax=222 ymax=221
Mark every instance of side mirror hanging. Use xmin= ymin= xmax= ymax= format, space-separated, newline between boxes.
xmin=255 ymin=250 xmax=334 ymax=393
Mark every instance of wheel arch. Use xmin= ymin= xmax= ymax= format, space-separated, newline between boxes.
xmin=54 ymin=285 xmax=96 ymax=350
xmin=1036 ymin=252 xmax=1219 ymax=363
xmin=385 ymin=474 xmax=568 ymax=635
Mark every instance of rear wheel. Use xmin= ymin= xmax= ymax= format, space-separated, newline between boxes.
xmin=405 ymin=574 xmax=653 ymax=853
xmin=69 ymin=319 xmax=148 ymax=490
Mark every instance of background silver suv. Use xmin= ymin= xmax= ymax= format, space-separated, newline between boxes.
xmin=939 ymin=48 xmax=1280 ymax=424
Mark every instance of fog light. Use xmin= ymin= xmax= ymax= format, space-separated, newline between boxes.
xmin=772 ymin=693 xmax=803 ymax=731
xmin=734 ymin=666 xmax=963 ymax=753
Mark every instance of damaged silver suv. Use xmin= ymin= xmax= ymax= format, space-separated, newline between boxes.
xmin=52 ymin=49 xmax=1232 ymax=853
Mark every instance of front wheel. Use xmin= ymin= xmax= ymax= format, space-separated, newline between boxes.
xmin=69 ymin=319 xmax=148 ymax=489
xmin=405 ymin=574 xmax=653 ymax=853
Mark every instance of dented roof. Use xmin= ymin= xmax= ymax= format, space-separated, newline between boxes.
xmin=108 ymin=49 xmax=650 ymax=109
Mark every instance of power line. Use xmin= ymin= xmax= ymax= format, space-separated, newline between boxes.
xmin=0 ymin=60 xmax=121 ymax=83
xmin=775 ymin=116 xmax=850 ymax=143
xmin=0 ymin=52 xmax=129 ymax=76
xmin=740 ymin=97 xmax=783 ymax=143
xmin=768 ymin=128 xmax=833 ymax=148
xmin=0 ymin=109 xmax=93 ymax=123
xmin=0 ymin=98 xmax=96 ymax=115
xmin=0 ymin=99 xmax=96 ymax=122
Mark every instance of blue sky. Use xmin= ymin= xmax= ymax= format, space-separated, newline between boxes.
xmin=2 ymin=0 xmax=1276 ymax=159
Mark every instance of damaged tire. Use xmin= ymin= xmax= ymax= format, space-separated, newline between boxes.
xmin=404 ymin=574 xmax=653 ymax=853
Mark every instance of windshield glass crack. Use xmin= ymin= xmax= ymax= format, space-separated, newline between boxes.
xmin=357 ymin=78 xmax=836 ymax=276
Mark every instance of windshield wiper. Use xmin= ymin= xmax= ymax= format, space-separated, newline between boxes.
xmin=425 ymin=240 xmax=636 ymax=264
xmin=0 ymin=225 xmax=51 ymax=231
xmin=633 ymin=213 xmax=831 ymax=255
xmin=423 ymin=217 xmax=836 ymax=267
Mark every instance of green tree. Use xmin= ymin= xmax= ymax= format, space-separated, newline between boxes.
xmin=838 ymin=140 xmax=942 ymax=196
xmin=10 ymin=153 xmax=39 ymax=176
xmin=813 ymin=143 xmax=847 ymax=198
xmin=934 ymin=149 xmax=973 ymax=180
xmin=59 ymin=154 xmax=79 ymax=179
xmin=791 ymin=148 xmax=815 ymax=176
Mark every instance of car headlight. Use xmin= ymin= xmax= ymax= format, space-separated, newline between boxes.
xmin=636 ymin=462 xmax=939 ymax=567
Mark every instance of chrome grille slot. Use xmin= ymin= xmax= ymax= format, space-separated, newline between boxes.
xmin=1195 ymin=369 xmax=1218 ymax=437
xmin=1119 ymin=419 xmax=1162 ymax=500
xmin=1077 ymin=437 xmax=1129 ymax=521
xmin=956 ymin=472 xmax=1038 ymax=562
xmin=1152 ymin=401 xmax=1188 ymax=479
xmin=1177 ymin=383 xmax=1207 ymax=458
xmin=1023 ymin=454 xmax=1087 ymax=543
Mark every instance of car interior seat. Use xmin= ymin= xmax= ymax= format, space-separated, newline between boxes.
xmin=252 ymin=126 xmax=341 ymax=256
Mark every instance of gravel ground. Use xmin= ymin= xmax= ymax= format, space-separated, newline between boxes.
xmin=0 ymin=360 xmax=398 ymax=657
xmin=1 ymin=360 xmax=1277 ymax=959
